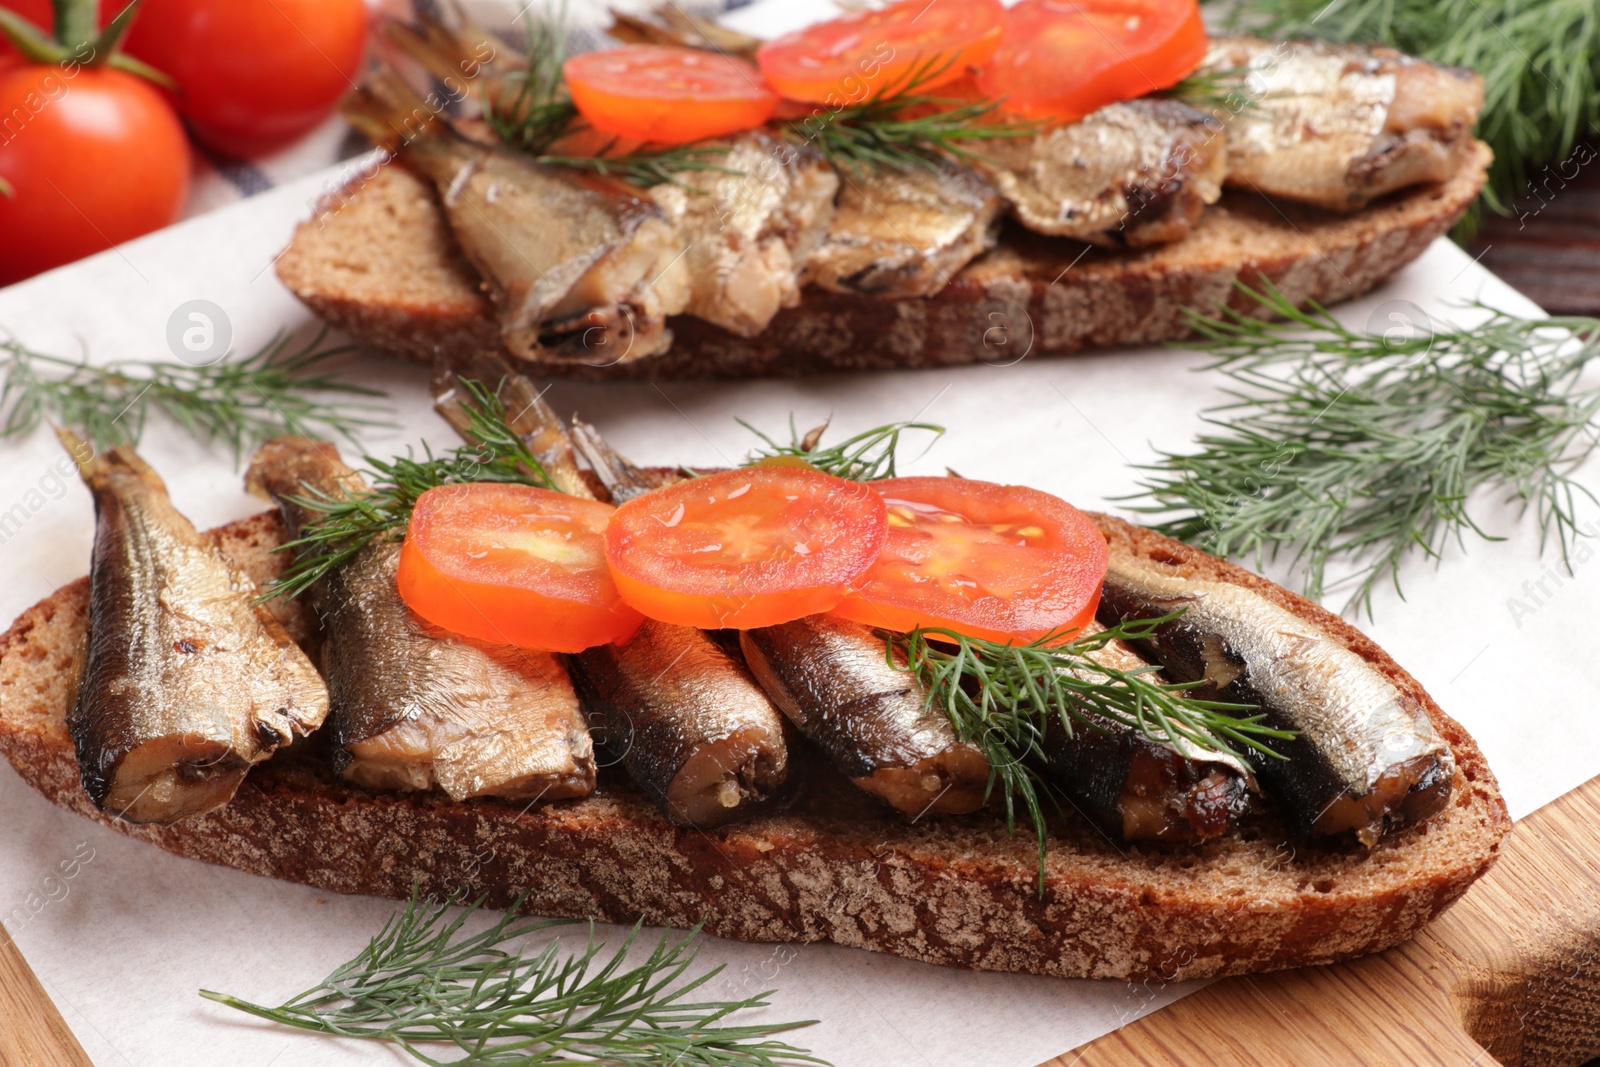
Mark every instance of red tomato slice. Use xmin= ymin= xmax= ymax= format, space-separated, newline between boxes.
xmin=397 ymin=483 xmax=643 ymax=653
xmin=830 ymin=477 xmax=1108 ymax=644
xmin=976 ymin=0 xmax=1208 ymax=122
xmin=757 ymin=0 xmax=1004 ymax=106
xmin=563 ymin=45 xmax=778 ymax=145
xmin=605 ymin=467 xmax=888 ymax=630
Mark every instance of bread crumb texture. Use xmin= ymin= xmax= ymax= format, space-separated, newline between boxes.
xmin=0 ymin=511 xmax=1509 ymax=981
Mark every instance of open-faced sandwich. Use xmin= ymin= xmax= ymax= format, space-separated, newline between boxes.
xmin=276 ymin=1 xmax=1492 ymax=378
xmin=0 ymin=355 xmax=1508 ymax=981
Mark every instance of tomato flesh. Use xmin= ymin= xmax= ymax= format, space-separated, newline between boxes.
xmin=564 ymin=45 xmax=778 ymax=146
xmin=976 ymin=0 xmax=1208 ymax=122
xmin=398 ymin=484 xmax=642 ymax=653
xmin=0 ymin=63 xmax=189 ymax=287
xmin=757 ymin=0 xmax=1005 ymax=106
xmin=830 ymin=477 xmax=1108 ymax=644
xmin=605 ymin=467 xmax=888 ymax=630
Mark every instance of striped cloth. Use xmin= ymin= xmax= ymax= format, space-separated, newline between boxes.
xmin=184 ymin=0 xmax=757 ymax=218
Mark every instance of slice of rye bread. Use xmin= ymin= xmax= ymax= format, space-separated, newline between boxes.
xmin=274 ymin=141 xmax=1491 ymax=381
xmin=0 ymin=509 xmax=1509 ymax=981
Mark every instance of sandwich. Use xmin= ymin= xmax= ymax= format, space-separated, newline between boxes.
xmin=275 ymin=3 xmax=1492 ymax=379
xmin=0 ymin=360 xmax=1509 ymax=982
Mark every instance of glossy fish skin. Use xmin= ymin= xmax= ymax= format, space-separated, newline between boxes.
xmin=246 ymin=437 xmax=595 ymax=803
xmin=740 ymin=615 xmax=989 ymax=816
xmin=1200 ymin=37 xmax=1484 ymax=211
xmin=342 ymin=71 xmax=689 ymax=365
xmin=976 ymin=99 xmax=1226 ymax=248
xmin=572 ymin=620 xmax=791 ymax=828
xmin=1040 ymin=625 xmax=1250 ymax=843
xmin=429 ymin=363 xmax=791 ymax=827
xmin=807 ymin=158 xmax=1003 ymax=298
xmin=649 ymin=131 xmax=838 ymax=337
xmin=1097 ymin=547 xmax=1453 ymax=844
xmin=65 ymin=433 xmax=328 ymax=825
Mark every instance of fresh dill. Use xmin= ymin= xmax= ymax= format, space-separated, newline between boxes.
xmin=1161 ymin=66 xmax=1264 ymax=118
xmin=0 ymin=329 xmax=388 ymax=457
xmin=264 ymin=379 xmax=556 ymax=602
xmin=538 ymin=143 xmax=737 ymax=187
xmin=1129 ymin=281 xmax=1600 ymax=615
xmin=742 ymin=418 xmax=945 ymax=481
xmin=785 ymin=56 xmax=1039 ymax=174
xmin=482 ymin=5 xmax=577 ymax=155
xmin=481 ymin=5 xmax=735 ymax=187
xmin=890 ymin=618 xmax=1287 ymax=878
xmin=1217 ymin=0 xmax=1600 ymax=218
xmin=202 ymin=889 xmax=825 ymax=1067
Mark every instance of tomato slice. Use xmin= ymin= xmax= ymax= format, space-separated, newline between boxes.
xmin=563 ymin=45 xmax=778 ymax=146
xmin=976 ymin=0 xmax=1208 ymax=122
xmin=605 ymin=467 xmax=888 ymax=630
xmin=756 ymin=0 xmax=1004 ymax=106
xmin=830 ymin=477 xmax=1108 ymax=644
xmin=397 ymin=484 xmax=643 ymax=653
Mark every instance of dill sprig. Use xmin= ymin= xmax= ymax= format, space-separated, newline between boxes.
xmin=0 ymin=329 xmax=388 ymax=457
xmin=537 ymin=143 xmax=737 ymax=187
xmin=742 ymin=418 xmax=944 ymax=481
xmin=890 ymin=618 xmax=1287 ymax=876
xmin=201 ymin=889 xmax=825 ymax=1067
xmin=482 ymin=4 xmax=576 ymax=155
xmin=1129 ymin=282 xmax=1600 ymax=615
xmin=265 ymin=379 xmax=556 ymax=601
xmin=785 ymin=56 xmax=1039 ymax=174
xmin=1218 ymin=0 xmax=1600 ymax=217
xmin=1161 ymin=66 xmax=1265 ymax=117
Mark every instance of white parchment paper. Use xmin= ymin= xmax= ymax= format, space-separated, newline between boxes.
xmin=0 ymin=16 xmax=1595 ymax=1062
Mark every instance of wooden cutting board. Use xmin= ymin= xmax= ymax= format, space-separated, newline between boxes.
xmin=4 ymin=773 xmax=1598 ymax=1067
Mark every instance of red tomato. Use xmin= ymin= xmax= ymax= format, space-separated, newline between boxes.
xmin=605 ymin=467 xmax=888 ymax=630
xmin=121 ymin=0 xmax=367 ymax=158
xmin=976 ymin=0 xmax=1208 ymax=122
xmin=831 ymin=477 xmax=1108 ymax=644
xmin=757 ymin=0 xmax=1004 ymax=106
xmin=0 ymin=62 xmax=189 ymax=286
xmin=397 ymin=483 xmax=643 ymax=654
xmin=563 ymin=45 xmax=778 ymax=146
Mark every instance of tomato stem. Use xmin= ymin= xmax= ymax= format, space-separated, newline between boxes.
xmin=0 ymin=176 xmax=12 ymax=199
xmin=0 ymin=0 xmax=167 ymax=84
xmin=52 ymin=0 xmax=95 ymax=52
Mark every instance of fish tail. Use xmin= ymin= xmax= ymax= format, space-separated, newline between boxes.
xmin=382 ymin=12 xmax=492 ymax=103
xmin=244 ymin=436 xmax=364 ymax=539
xmin=56 ymin=427 xmax=101 ymax=480
xmin=56 ymin=428 xmax=164 ymax=493
xmin=340 ymin=65 xmax=447 ymax=154
xmin=570 ymin=419 xmax=664 ymax=503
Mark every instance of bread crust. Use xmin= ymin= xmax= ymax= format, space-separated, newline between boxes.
xmin=274 ymin=142 xmax=1491 ymax=380
xmin=0 ymin=509 xmax=1509 ymax=981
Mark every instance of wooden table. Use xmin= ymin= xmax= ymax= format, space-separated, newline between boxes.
xmin=6 ymin=149 xmax=1600 ymax=1067
xmin=1467 ymin=140 xmax=1600 ymax=318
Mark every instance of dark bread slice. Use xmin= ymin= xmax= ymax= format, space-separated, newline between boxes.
xmin=0 ymin=509 xmax=1509 ymax=981
xmin=275 ymin=142 xmax=1491 ymax=380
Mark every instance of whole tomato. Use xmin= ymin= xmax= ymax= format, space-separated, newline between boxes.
xmin=0 ymin=61 xmax=189 ymax=285
xmin=122 ymin=0 xmax=368 ymax=158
